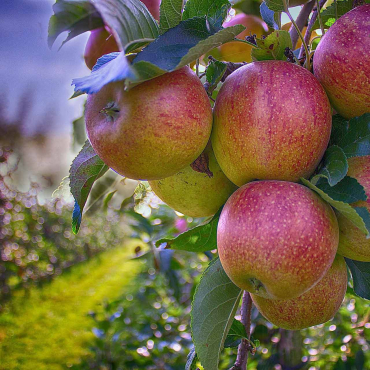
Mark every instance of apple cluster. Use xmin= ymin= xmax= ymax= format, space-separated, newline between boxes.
xmin=84 ymin=4 xmax=369 ymax=330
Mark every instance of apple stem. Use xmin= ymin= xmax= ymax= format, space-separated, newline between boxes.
xmin=196 ymin=58 xmax=200 ymax=77
xmin=299 ymin=0 xmax=328 ymax=59
xmin=289 ymin=0 xmax=315 ymax=50
xmin=231 ymin=291 xmax=253 ymax=370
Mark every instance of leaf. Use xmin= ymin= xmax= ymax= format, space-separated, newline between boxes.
xmin=264 ymin=0 xmax=285 ymax=12
xmin=69 ymin=141 xmax=109 ymax=233
xmin=332 ymin=114 xmax=370 ymax=159
xmin=251 ymin=30 xmax=292 ymax=61
xmin=185 ymin=347 xmax=198 ymax=370
xmin=301 ymin=178 xmax=370 ymax=237
xmin=312 ymin=145 xmax=348 ymax=186
xmin=260 ymin=1 xmax=279 ymax=30
xmin=183 ymin=0 xmax=230 ymax=24
xmin=314 ymin=176 xmax=367 ymax=204
xmin=93 ymin=0 xmax=159 ymax=51
xmin=345 ymin=258 xmax=370 ymax=300
xmin=191 ymin=258 xmax=242 ymax=370
xmin=103 ymin=191 xmax=117 ymax=211
xmin=329 ymin=114 xmax=349 ymax=146
xmin=206 ymin=59 xmax=227 ymax=86
xmin=48 ymin=0 xmax=103 ymax=49
xmin=159 ymin=0 xmax=184 ymax=34
xmin=155 ymin=209 xmax=221 ymax=252
xmin=312 ymin=0 xmax=352 ymax=30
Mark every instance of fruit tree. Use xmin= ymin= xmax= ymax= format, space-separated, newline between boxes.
xmin=48 ymin=0 xmax=370 ymax=368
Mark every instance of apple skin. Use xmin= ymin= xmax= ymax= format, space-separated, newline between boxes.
xmin=212 ymin=60 xmax=332 ymax=187
xmin=219 ymin=14 xmax=268 ymax=63
xmin=313 ymin=4 xmax=370 ymax=119
xmin=85 ymin=67 xmax=213 ymax=181
xmin=217 ymin=181 xmax=339 ymax=300
xmin=141 ymin=0 xmax=161 ymax=20
xmin=149 ymin=143 xmax=237 ymax=217
xmin=337 ymin=156 xmax=370 ymax=261
xmin=84 ymin=27 xmax=120 ymax=70
xmin=251 ymin=255 xmax=347 ymax=330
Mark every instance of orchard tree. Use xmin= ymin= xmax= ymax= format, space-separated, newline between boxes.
xmin=48 ymin=0 xmax=370 ymax=368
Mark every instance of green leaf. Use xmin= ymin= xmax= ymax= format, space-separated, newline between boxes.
xmin=206 ymin=59 xmax=227 ymax=87
xmin=48 ymin=0 xmax=104 ymax=49
xmin=264 ymin=0 xmax=285 ymax=12
xmin=312 ymin=0 xmax=352 ymax=30
xmin=185 ymin=347 xmax=198 ymax=370
xmin=329 ymin=114 xmax=349 ymax=146
xmin=332 ymin=114 xmax=370 ymax=159
xmin=314 ymin=176 xmax=367 ymax=204
xmin=345 ymin=259 xmax=370 ymax=300
xmin=301 ymin=178 xmax=370 ymax=237
xmin=251 ymin=30 xmax=292 ymax=61
xmin=103 ymin=191 xmax=117 ymax=211
xmin=93 ymin=0 xmax=159 ymax=51
xmin=155 ymin=209 xmax=221 ymax=252
xmin=191 ymin=258 xmax=242 ymax=370
xmin=159 ymin=0 xmax=184 ymax=34
xmin=183 ymin=0 xmax=230 ymax=23
xmin=312 ymin=145 xmax=348 ymax=187
xmin=260 ymin=1 xmax=279 ymax=30
xmin=69 ymin=140 xmax=109 ymax=234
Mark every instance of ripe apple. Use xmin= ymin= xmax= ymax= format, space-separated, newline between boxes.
xmin=212 ymin=60 xmax=332 ymax=187
xmin=85 ymin=67 xmax=213 ymax=180
xmin=219 ymin=13 xmax=268 ymax=63
xmin=141 ymin=0 xmax=161 ymax=20
xmin=337 ymin=156 xmax=370 ymax=261
xmin=217 ymin=181 xmax=339 ymax=300
xmin=313 ymin=4 xmax=370 ymax=119
xmin=84 ymin=27 xmax=120 ymax=70
xmin=251 ymin=255 xmax=347 ymax=330
xmin=149 ymin=143 xmax=237 ymax=217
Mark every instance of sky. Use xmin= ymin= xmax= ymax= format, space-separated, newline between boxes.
xmin=0 ymin=0 xmax=90 ymax=135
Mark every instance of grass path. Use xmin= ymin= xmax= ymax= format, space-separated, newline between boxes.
xmin=0 ymin=242 xmax=143 ymax=370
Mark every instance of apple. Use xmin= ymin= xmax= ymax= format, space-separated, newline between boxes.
xmin=313 ymin=4 xmax=370 ymax=119
xmin=251 ymin=255 xmax=347 ymax=330
xmin=149 ymin=143 xmax=237 ymax=217
xmin=212 ymin=60 xmax=332 ymax=187
xmin=219 ymin=13 xmax=268 ymax=63
xmin=217 ymin=180 xmax=339 ymax=300
xmin=337 ymin=156 xmax=370 ymax=261
xmin=141 ymin=0 xmax=161 ymax=20
xmin=84 ymin=27 xmax=120 ymax=70
xmin=85 ymin=67 xmax=213 ymax=180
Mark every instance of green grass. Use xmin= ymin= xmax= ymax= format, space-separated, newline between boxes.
xmin=0 ymin=241 xmax=144 ymax=370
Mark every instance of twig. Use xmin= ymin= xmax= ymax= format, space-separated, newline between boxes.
xmin=316 ymin=0 xmax=326 ymax=36
xmin=230 ymin=292 xmax=253 ymax=370
xmin=299 ymin=0 xmax=328 ymax=59
xmin=289 ymin=0 xmax=315 ymax=50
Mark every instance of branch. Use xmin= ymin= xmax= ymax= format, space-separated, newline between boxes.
xmin=289 ymin=0 xmax=315 ymax=50
xmin=299 ymin=0 xmax=328 ymax=59
xmin=230 ymin=291 xmax=253 ymax=370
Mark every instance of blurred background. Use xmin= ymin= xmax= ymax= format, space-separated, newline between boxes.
xmin=0 ymin=1 xmax=369 ymax=370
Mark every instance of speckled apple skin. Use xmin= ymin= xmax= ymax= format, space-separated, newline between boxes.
xmin=217 ymin=181 xmax=339 ymax=300
xmin=251 ymin=255 xmax=347 ymax=330
xmin=86 ymin=67 xmax=213 ymax=181
xmin=149 ymin=143 xmax=237 ymax=217
xmin=314 ymin=5 xmax=370 ymax=119
xmin=337 ymin=156 xmax=370 ymax=261
xmin=212 ymin=61 xmax=332 ymax=187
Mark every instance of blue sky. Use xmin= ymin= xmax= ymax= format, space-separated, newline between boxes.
xmin=0 ymin=0 xmax=90 ymax=135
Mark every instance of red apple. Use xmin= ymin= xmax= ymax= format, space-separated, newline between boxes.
xmin=212 ymin=60 xmax=332 ymax=187
xmin=252 ymin=255 xmax=347 ymax=330
xmin=85 ymin=67 xmax=213 ymax=181
xmin=218 ymin=181 xmax=339 ymax=300
xmin=314 ymin=4 xmax=370 ymax=119
xmin=141 ymin=0 xmax=161 ymax=20
xmin=337 ymin=156 xmax=370 ymax=261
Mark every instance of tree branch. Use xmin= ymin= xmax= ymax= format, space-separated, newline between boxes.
xmin=299 ymin=0 xmax=328 ymax=59
xmin=230 ymin=291 xmax=253 ymax=370
xmin=289 ymin=0 xmax=315 ymax=50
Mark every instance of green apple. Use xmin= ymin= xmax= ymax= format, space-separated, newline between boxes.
xmin=218 ymin=180 xmax=339 ymax=300
xmin=149 ymin=143 xmax=237 ymax=217
xmin=212 ymin=60 xmax=332 ymax=187
xmin=337 ymin=156 xmax=370 ymax=261
xmin=85 ymin=67 xmax=213 ymax=180
xmin=251 ymin=255 xmax=347 ymax=330
xmin=314 ymin=4 xmax=370 ymax=119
